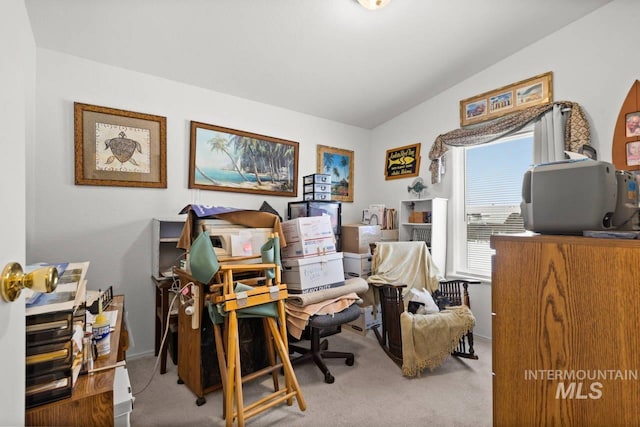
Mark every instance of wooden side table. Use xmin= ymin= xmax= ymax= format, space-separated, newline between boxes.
xmin=25 ymin=296 xmax=127 ymax=426
xmin=153 ymin=276 xmax=178 ymax=374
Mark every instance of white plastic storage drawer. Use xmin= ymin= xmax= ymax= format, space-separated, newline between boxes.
xmin=303 ymin=173 xmax=331 ymax=185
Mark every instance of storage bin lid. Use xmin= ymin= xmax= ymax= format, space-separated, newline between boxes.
xmin=342 ymin=252 xmax=371 ymax=259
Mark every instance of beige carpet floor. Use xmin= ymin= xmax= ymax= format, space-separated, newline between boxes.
xmin=126 ymin=331 xmax=492 ymax=426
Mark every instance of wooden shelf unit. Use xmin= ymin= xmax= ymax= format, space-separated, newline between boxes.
xmin=151 ymin=217 xmax=186 ymax=375
xmin=152 ymin=217 xmax=187 ymax=280
xmin=398 ymin=197 xmax=447 ymax=273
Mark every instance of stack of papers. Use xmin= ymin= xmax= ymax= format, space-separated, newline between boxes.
xmin=25 ymin=262 xmax=89 ymax=316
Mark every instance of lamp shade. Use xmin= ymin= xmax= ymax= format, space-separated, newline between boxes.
xmin=357 ymin=0 xmax=391 ymax=10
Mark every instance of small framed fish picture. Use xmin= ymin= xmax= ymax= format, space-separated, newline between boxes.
xmin=384 ymin=143 xmax=421 ymax=180
xmin=74 ymin=102 xmax=167 ymax=188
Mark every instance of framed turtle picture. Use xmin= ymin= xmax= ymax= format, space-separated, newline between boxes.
xmin=74 ymin=102 xmax=167 ymax=188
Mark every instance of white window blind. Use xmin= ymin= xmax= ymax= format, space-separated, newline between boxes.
xmin=464 ymin=133 xmax=533 ymax=276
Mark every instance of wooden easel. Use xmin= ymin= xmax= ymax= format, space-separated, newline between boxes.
xmin=211 ymin=262 xmax=306 ymax=426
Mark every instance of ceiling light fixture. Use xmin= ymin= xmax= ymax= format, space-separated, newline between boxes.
xmin=357 ymin=0 xmax=391 ymax=10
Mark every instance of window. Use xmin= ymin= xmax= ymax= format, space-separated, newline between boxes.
xmin=455 ymin=128 xmax=533 ymax=277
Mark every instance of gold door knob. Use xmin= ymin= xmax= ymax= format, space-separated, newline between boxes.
xmin=1 ymin=262 xmax=58 ymax=302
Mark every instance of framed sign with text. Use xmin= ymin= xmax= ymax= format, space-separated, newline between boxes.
xmin=384 ymin=143 xmax=421 ymax=180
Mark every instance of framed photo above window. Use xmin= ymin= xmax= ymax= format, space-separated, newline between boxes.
xmin=189 ymin=121 xmax=299 ymax=197
xmin=317 ymin=145 xmax=354 ymax=202
xmin=613 ymin=81 xmax=640 ymax=171
xmin=459 ymin=72 xmax=553 ymax=127
xmin=74 ymin=102 xmax=167 ymax=188
xmin=384 ymin=143 xmax=421 ymax=180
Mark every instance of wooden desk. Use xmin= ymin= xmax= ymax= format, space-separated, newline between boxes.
xmin=174 ymin=269 xmax=269 ymax=406
xmin=153 ymin=276 xmax=178 ymax=374
xmin=25 ymin=296 xmax=127 ymax=427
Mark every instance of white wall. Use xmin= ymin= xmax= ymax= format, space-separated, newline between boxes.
xmin=369 ymin=0 xmax=640 ymax=339
xmin=28 ymin=0 xmax=638 ymax=351
xmin=29 ymin=50 xmax=371 ymax=357
xmin=0 ymin=0 xmax=35 ymax=424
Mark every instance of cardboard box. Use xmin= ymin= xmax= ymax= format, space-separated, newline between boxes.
xmin=229 ymin=228 xmax=273 ymax=257
xmin=343 ymin=252 xmax=372 ymax=279
xmin=342 ymin=304 xmax=382 ymax=336
xmin=409 ymin=211 xmax=432 ymax=224
xmin=282 ymin=215 xmax=334 ymax=242
xmin=282 ymin=252 xmax=345 ymax=294
xmin=281 ymin=236 xmax=337 ymax=259
xmin=380 ymin=229 xmax=399 ymax=242
xmin=341 ymin=224 xmax=381 ymax=254
xmin=409 ymin=211 xmax=425 ymax=223
xmin=282 ymin=216 xmax=336 ymax=258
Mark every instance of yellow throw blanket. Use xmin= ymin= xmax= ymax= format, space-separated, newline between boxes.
xmin=400 ymin=305 xmax=476 ymax=377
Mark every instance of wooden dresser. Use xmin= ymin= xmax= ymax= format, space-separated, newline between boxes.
xmin=491 ymin=235 xmax=640 ymax=426
xmin=25 ymin=296 xmax=127 ymax=427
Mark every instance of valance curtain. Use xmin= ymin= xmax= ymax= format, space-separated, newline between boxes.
xmin=427 ymin=101 xmax=591 ymax=183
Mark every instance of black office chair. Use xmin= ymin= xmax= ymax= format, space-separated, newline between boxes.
xmin=288 ymin=304 xmax=361 ymax=384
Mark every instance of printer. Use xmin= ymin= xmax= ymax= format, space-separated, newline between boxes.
xmin=521 ymin=159 xmax=638 ymax=234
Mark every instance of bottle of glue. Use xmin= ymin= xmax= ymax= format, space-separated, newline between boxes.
xmin=92 ymin=289 xmax=111 ymax=359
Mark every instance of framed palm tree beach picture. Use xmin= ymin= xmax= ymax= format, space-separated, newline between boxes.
xmin=189 ymin=121 xmax=299 ymax=196
xmin=317 ymin=145 xmax=354 ymax=202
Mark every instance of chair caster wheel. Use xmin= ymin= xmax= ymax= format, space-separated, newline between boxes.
xmin=324 ymin=372 xmax=335 ymax=384
xmin=195 ymin=397 xmax=206 ymax=406
xmin=177 ymin=378 xmax=184 ymax=384
xmin=346 ymin=355 xmax=354 ymax=366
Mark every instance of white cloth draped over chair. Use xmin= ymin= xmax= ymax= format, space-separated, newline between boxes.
xmin=368 ymin=241 xmax=443 ymax=295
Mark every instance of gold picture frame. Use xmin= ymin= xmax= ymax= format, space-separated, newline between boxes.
xmin=459 ymin=71 xmax=553 ymax=127
xmin=317 ymin=145 xmax=354 ymax=202
xmin=384 ymin=143 xmax=421 ymax=180
xmin=74 ymin=102 xmax=167 ymax=188
xmin=189 ymin=121 xmax=299 ymax=197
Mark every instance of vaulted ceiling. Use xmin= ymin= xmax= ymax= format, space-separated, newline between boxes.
xmin=25 ymin=0 xmax=612 ymax=129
